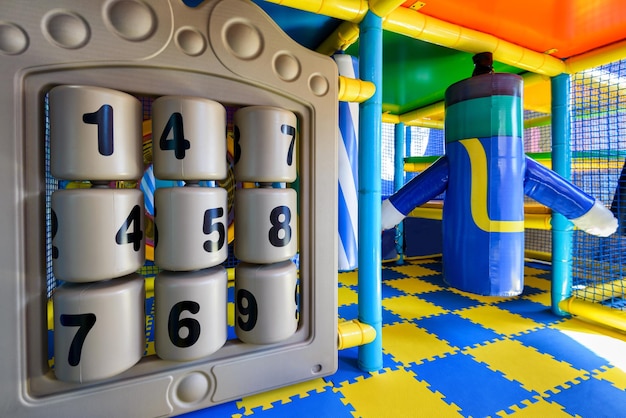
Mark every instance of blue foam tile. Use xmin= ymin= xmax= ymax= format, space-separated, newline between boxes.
xmin=382 ymin=267 xmax=410 ymax=281
xmin=325 ymin=347 xmax=364 ymax=385
xmin=416 ymin=272 xmax=448 ymax=288
xmin=601 ymin=296 xmax=626 ymax=309
xmin=547 ymin=376 xmax=626 ymax=417
xmin=419 ymin=261 xmax=443 ymax=273
xmin=145 ymin=296 xmax=155 ymax=343
xmin=326 ymin=346 xmax=402 ymax=386
xmin=495 ymin=299 xmax=564 ymax=325
xmin=343 ymin=279 xmax=408 ymax=299
xmin=246 ymin=387 xmax=354 ymax=418
xmin=416 ymin=290 xmax=482 ymax=312
xmin=415 ymin=313 xmax=502 ymax=349
xmin=382 ymin=282 xmax=407 ymax=299
xmin=410 ymin=352 xmax=536 ymax=417
xmin=47 ymin=329 xmax=54 ymax=362
xmin=338 ymin=304 xmax=358 ymax=322
xmin=338 ymin=304 xmax=404 ymax=326
xmin=519 ymin=285 xmax=544 ymax=297
xmin=227 ymin=324 xmax=237 ymax=341
xmin=382 ymin=306 xmax=405 ymax=325
xmin=525 ymin=261 xmax=551 ymax=272
xmin=514 ymin=328 xmax=610 ymax=372
xmin=524 ymin=262 xmax=551 ymax=281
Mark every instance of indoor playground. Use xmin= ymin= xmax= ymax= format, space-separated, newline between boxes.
xmin=3 ymin=0 xmax=626 ymax=417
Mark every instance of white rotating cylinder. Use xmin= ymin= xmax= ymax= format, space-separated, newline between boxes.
xmin=235 ymin=260 xmax=298 ymax=344
xmin=235 ymin=187 xmax=297 ymax=264
xmin=154 ymin=186 xmax=228 ymax=271
xmin=51 ymin=188 xmax=145 ymax=282
xmin=49 ymin=85 xmax=142 ymax=181
xmin=152 ymin=96 xmax=227 ymax=181
xmin=53 ymin=273 xmax=145 ymax=383
xmin=155 ymin=266 xmax=228 ymax=361
xmin=233 ymin=106 xmax=297 ymax=182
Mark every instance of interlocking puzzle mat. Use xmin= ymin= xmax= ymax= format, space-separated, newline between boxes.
xmin=169 ymin=258 xmax=626 ymax=417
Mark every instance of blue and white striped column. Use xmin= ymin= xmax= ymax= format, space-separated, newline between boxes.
xmin=333 ymin=53 xmax=359 ymax=272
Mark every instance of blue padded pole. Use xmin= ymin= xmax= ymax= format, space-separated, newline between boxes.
xmin=551 ymin=73 xmax=573 ymax=316
xmin=357 ymin=10 xmax=383 ymax=372
xmin=405 ymin=125 xmax=412 ymax=157
xmin=394 ymin=122 xmax=405 ymax=264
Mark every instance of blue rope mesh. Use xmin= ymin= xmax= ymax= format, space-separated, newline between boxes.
xmin=571 ymin=59 xmax=626 ymax=310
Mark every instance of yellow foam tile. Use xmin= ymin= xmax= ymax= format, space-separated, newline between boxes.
xmin=388 ymin=264 xmax=440 ymax=278
xmin=145 ymin=311 xmax=156 ymax=356
xmin=551 ymin=318 xmax=626 ymax=372
xmin=552 ymin=317 xmax=626 ymax=342
xmin=499 ymin=397 xmax=571 ymax=417
xmin=523 ymin=266 xmax=551 ymax=278
xmin=449 ymin=289 xmax=512 ymax=304
xmin=385 ymin=277 xmax=444 ymax=295
xmin=338 ymin=271 xmax=359 ymax=287
xmin=524 ymin=291 xmax=552 ymax=307
xmin=338 ymin=286 xmax=358 ymax=307
xmin=458 ymin=305 xmax=542 ymax=336
xmin=382 ymin=294 xmax=448 ymax=321
xmin=392 ymin=257 xmax=438 ymax=265
xmin=465 ymin=339 xmax=587 ymax=393
xmin=145 ymin=341 xmax=155 ymax=357
xmin=237 ymin=377 xmax=331 ymax=415
xmin=145 ymin=276 xmax=155 ymax=298
xmin=523 ymin=275 xmax=551 ymax=292
xmin=382 ymin=322 xmax=457 ymax=365
xmin=339 ymin=368 xmax=462 ymax=417
xmin=228 ymin=301 xmax=235 ymax=327
xmin=595 ymin=366 xmax=626 ymax=390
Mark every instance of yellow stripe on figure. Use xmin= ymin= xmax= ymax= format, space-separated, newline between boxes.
xmin=460 ymin=138 xmax=525 ymax=233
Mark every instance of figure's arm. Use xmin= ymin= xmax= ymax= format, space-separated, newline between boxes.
xmin=381 ymin=156 xmax=449 ymax=230
xmin=524 ymin=157 xmax=617 ymax=237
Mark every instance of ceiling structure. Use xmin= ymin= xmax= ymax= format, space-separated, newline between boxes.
xmin=249 ymin=0 xmax=626 ymax=126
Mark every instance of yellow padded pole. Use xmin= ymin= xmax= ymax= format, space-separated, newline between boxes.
xmin=399 ymin=102 xmax=444 ymax=126
xmin=368 ymin=0 xmax=405 ymax=17
xmin=559 ymin=297 xmax=626 ymax=333
xmin=339 ymin=75 xmax=376 ymax=102
xmin=381 ymin=112 xmax=400 ymax=124
xmin=404 ymin=119 xmax=444 ymax=129
xmin=337 ymin=319 xmax=377 ymax=349
xmin=383 ymin=7 xmax=565 ymax=76
xmin=267 ymin=0 xmax=566 ymax=75
xmin=565 ymin=39 xmax=626 ymax=74
xmin=316 ymin=21 xmax=360 ymax=55
xmin=265 ymin=0 xmax=368 ymax=22
xmin=524 ymin=213 xmax=552 ymax=230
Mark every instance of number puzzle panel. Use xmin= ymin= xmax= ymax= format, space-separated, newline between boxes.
xmin=0 ymin=0 xmax=337 ymax=416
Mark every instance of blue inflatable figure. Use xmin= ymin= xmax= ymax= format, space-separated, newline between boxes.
xmin=381 ymin=53 xmax=618 ymax=296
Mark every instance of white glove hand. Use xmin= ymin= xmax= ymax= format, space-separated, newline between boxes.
xmin=571 ymin=200 xmax=618 ymax=237
xmin=381 ymin=199 xmax=406 ymax=231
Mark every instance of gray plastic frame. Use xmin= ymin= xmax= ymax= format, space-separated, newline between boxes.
xmin=0 ymin=0 xmax=338 ymax=416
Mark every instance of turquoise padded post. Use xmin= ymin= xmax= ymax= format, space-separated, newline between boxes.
xmin=394 ymin=122 xmax=405 ymax=264
xmin=551 ymin=73 xmax=573 ymax=316
xmin=357 ymin=10 xmax=383 ymax=372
